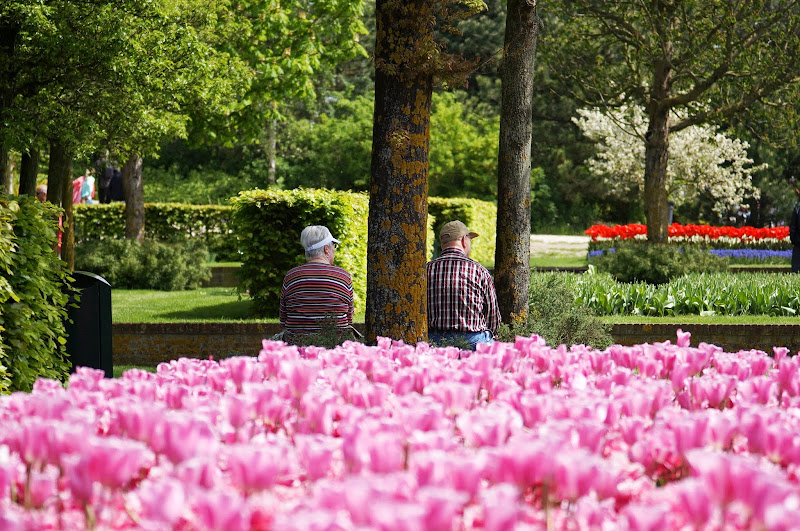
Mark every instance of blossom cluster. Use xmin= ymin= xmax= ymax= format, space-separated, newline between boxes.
xmin=2 ymin=334 xmax=800 ymax=529
xmin=586 ymin=223 xmax=790 ymax=248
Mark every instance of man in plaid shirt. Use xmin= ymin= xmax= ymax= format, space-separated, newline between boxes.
xmin=427 ymin=220 xmax=501 ymax=350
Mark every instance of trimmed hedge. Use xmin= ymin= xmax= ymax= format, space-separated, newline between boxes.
xmin=74 ymin=203 xmax=237 ymax=261
xmin=0 ymin=195 xmax=72 ymax=393
xmin=231 ymin=190 xmax=498 ymax=317
xmin=428 ymin=197 xmax=497 ymax=264
xmin=232 ymin=189 xmax=369 ymax=317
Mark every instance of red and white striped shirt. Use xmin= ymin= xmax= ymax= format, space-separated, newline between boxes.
xmin=280 ymin=263 xmax=354 ymax=333
xmin=426 ymin=247 xmax=500 ymax=334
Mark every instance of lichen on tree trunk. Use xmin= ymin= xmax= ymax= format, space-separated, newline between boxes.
xmin=366 ymin=0 xmax=434 ymax=344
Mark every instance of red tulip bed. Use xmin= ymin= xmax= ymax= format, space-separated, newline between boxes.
xmin=3 ymin=334 xmax=800 ymax=530
xmin=585 ymin=223 xmax=790 ymax=250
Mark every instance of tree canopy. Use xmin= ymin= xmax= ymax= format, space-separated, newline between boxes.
xmin=541 ymin=0 xmax=800 ymax=241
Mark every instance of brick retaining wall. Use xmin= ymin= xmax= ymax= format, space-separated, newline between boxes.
xmin=111 ymin=322 xmax=800 ymax=366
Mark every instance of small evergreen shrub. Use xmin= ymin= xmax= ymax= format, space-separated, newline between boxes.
xmin=590 ymin=240 xmax=728 ymax=284
xmin=75 ymin=239 xmax=211 ymax=290
xmin=497 ymin=272 xmax=613 ymax=349
xmin=0 ymin=195 xmax=72 ymax=393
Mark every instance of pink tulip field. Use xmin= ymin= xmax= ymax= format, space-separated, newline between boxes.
xmin=2 ymin=332 xmax=800 ymax=530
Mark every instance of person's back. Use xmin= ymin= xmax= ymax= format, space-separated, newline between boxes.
xmin=427 ymin=220 xmax=500 ymax=349
xmin=280 ymin=262 xmax=353 ymax=333
xmin=279 ymin=225 xmax=354 ymax=341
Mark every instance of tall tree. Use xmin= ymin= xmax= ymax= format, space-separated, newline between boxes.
xmin=366 ymin=0 xmax=485 ymax=343
xmin=541 ymin=0 xmax=800 ymax=242
xmin=494 ymin=0 xmax=539 ymax=324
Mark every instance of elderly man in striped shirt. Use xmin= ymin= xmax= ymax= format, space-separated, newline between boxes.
xmin=280 ymin=225 xmax=355 ymax=343
xmin=427 ymin=220 xmax=501 ymax=350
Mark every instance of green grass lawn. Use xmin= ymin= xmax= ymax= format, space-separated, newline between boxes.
xmin=112 ymin=287 xmax=271 ymax=323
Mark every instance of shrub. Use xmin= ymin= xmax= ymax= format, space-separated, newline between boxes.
xmin=75 ymin=239 xmax=211 ymax=290
xmin=497 ymin=272 xmax=613 ymax=349
xmin=428 ymin=197 xmax=497 ymax=264
xmin=0 ymin=195 xmax=72 ymax=392
xmin=231 ymin=188 xmax=369 ymax=317
xmin=590 ymin=240 xmax=728 ymax=284
xmin=74 ymin=203 xmax=238 ymax=262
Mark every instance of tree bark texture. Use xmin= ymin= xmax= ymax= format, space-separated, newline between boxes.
xmin=644 ymin=56 xmax=672 ymax=243
xmin=19 ymin=148 xmax=39 ymax=196
xmin=122 ymin=155 xmax=145 ymax=241
xmin=365 ymin=0 xmax=434 ymax=344
xmin=0 ymin=147 xmax=9 ymax=194
xmin=495 ymin=0 xmax=539 ymax=323
xmin=47 ymin=139 xmax=74 ymax=268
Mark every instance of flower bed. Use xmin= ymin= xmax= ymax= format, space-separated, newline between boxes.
xmin=586 ymin=223 xmax=790 ymax=251
xmin=2 ymin=335 xmax=800 ymax=529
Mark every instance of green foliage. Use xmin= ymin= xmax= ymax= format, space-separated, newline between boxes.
xmin=572 ymin=271 xmax=800 ymax=317
xmin=143 ymin=165 xmax=263 ymax=205
xmin=429 ymin=197 xmax=497 ymax=264
xmin=75 ymin=238 xmax=210 ymax=290
xmin=279 ymin=94 xmax=374 ymax=191
xmin=74 ymin=203 xmax=238 ymax=261
xmin=231 ymin=188 xmax=369 ymax=317
xmin=428 ymin=92 xmax=500 ymax=200
xmin=590 ymin=241 xmax=729 ymax=284
xmin=497 ymin=272 xmax=613 ymax=349
xmin=282 ymin=317 xmax=363 ymax=349
xmin=0 ymin=195 xmax=72 ymax=393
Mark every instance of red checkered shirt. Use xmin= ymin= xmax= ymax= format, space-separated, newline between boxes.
xmin=426 ymin=247 xmax=501 ymax=334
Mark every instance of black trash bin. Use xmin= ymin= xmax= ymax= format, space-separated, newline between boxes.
xmin=65 ymin=271 xmax=113 ymax=378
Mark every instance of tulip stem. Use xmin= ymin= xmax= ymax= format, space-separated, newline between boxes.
xmin=24 ymin=463 xmax=32 ymax=510
xmin=84 ymin=503 xmax=96 ymax=531
xmin=543 ymin=483 xmax=553 ymax=531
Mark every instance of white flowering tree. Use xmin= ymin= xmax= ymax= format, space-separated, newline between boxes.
xmin=574 ymin=105 xmax=764 ymax=219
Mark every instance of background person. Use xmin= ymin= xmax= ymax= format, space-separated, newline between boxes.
xmin=427 ymin=220 xmax=500 ymax=350
xmin=80 ymin=169 xmax=95 ymax=203
xmin=35 ymin=185 xmax=47 ymax=202
xmin=279 ymin=225 xmax=355 ymax=343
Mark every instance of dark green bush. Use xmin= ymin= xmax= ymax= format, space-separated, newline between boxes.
xmin=0 ymin=195 xmax=73 ymax=393
xmin=590 ymin=240 xmax=729 ymax=284
xmin=497 ymin=272 xmax=613 ymax=349
xmin=75 ymin=239 xmax=211 ymax=290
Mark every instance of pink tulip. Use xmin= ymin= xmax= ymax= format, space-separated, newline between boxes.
xmin=281 ymin=360 xmax=320 ymax=399
xmin=191 ymin=489 xmax=250 ymax=531
xmin=481 ymin=483 xmax=519 ymax=531
xmin=137 ymin=477 xmax=186 ymax=525
xmin=226 ymin=444 xmax=287 ymax=493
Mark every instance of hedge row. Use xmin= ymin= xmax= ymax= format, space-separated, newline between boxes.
xmin=230 ymin=189 xmax=498 ymax=316
xmin=73 ymin=203 xmax=237 ymax=261
xmin=0 ymin=195 xmax=72 ymax=393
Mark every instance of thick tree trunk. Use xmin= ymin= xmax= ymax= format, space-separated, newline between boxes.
xmin=47 ymin=138 xmax=74 ymax=267
xmin=365 ymin=0 xmax=433 ymax=344
xmin=644 ymin=57 xmax=672 ymax=243
xmin=0 ymin=147 xmax=9 ymax=194
xmin=495 ymin=0 xmax=539 ymax=324
xmin=122 ymin=155 xmax=144 ymax=241
xmin=19 ymin=147 xmax=39 ymax=196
